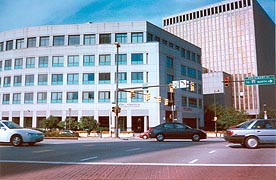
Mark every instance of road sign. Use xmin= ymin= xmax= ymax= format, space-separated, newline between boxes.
xmin=179 ymin=80 xmax=188 ymax=88
xmin=244 ymin=75 xmax=275 ymax=85
xmin=172 ymin=81 xmax=179 ymax=89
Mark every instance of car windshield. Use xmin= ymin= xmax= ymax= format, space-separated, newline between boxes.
xmin=235 ymin=120 xmax=254 ymax=128
xmin=2 ymin=121 xmax=23 ymax=129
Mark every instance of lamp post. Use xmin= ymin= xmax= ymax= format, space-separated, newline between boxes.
xmin=114 ymin=42 xmax=120 ymax=138
xmin=68 ymin=108 xmax=71 ymax=130
xmin=263 ymin=104 xmax=267 ymax=119
xmin=213 ymin=90 xmax=219 ymax=137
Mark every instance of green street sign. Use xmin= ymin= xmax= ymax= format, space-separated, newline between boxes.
xmin=244 ymin=75 xmax=275 ymax=85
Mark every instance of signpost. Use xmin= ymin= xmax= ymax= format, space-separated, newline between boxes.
xmin=244 ymin=75 xmax=275 ymax=85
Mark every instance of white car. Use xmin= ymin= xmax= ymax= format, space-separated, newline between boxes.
xmin=0 ymin=120 xmax=44 ymax=146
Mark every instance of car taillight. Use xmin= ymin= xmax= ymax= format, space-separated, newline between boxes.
xmin=227 ymin=130 xmax=234 ymax=136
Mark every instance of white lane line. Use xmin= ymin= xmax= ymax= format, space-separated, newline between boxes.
xmin=80 ymin=156 xmax=98 ymax=162
xmin=1 ymin=160 xmax=276 ymax=166
xmin=125 ymin=148 xmax=141 ymax=152
xmin=209 ymin=150 xmax=216 ymax=154
xmin=189 ymin=159 xmax=199 ymax=164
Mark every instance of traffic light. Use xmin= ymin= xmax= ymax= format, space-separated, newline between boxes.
xmin=112 ymin=106 xmax=116 ymax=113
xmin=130 ymin=90 xmax=135 ymax=98
xmin=164 ymin=99 xmax=169 ymax=106
xmin=224 ymin=77 xmax=229 ymax=87
xmin=169 ymin=84 xmax=174 ymax=93
xmin=118 ymin=107 xmax=121 ymax=113
xmin=157 ymin=96 xmax=161 ymax=103
xmin=145 ymin=92 xmax=150 ymax=101
xmin=190 ymin=82 xmax=195 ymax=92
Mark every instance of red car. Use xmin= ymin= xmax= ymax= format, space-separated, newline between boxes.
xmin=139 ymin=131 xmax=149 ymax=139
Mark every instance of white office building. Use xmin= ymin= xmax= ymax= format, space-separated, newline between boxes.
xmin=0 ymin=21 xmax=203 ymax=132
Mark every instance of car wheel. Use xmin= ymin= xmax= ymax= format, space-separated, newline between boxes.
xmin=192 ymin=134 xmax=200 ymax=142
xmin=156 ymin=134 xmax=164 ymax=142
xmin=143 ymin=135 xmax=148 ymax=139
xmin=11 ymin=135 xmax=23 ymax=146
xmin=245 ymin=136 xmax=259 ymax=149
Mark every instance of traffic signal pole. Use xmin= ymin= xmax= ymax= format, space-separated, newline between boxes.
xmin=114 ymin=42 xmax=120 ymax=138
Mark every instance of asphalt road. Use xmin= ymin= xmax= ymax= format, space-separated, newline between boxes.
xmin=0 ymin=138 xmax=275 ymax=180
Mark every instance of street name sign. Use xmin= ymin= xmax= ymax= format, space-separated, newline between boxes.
xmin=244 ymin=75 xmax=275 ymax=85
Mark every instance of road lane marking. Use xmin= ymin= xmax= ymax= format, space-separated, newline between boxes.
xmin=189 ymin=159 xmax=199 ymax=164
xmin=33 ymin=150 xmax=52 ymax=153
xmin=80 ymin=156 xmax=98 ymax=162
xmin=125 ymin=148 xmax=141 ymax=152
xmin=209 ymin=150 xmax=216 ymax=154
xmin=1 ymin=160 xmax=275 ymax=166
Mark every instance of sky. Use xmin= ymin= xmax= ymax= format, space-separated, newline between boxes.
xmin=0 ymin=0 xmax=275 ymax=32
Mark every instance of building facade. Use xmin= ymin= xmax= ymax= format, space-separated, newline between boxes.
xmin=0 ymin=21 xmax=203 ymax=132
xmin=163 ymin=0 xmax=275 ymax=116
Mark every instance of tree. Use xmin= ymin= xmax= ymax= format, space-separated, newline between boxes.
xmin=79 ymin=116 xmax=99 ymax=132
xmin=65 ymin=117 xmax=79 ymax=130
xmin=42 ymin=115 xmax=60 ymax=130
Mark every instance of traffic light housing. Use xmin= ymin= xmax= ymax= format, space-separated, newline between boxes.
xmin=112 ymin=106 xmax=116 ymax=113
xmin=190 ymin=82 xmax=195 ymax=92
xmin=169 ymin=84 xmax=174 ymax=93
xmin=145 ymin=92 xmax=150 ymax=101
xmin=130 ymin=90 xmax=135 ymax=98
xmin=157 ymin=96 xmax=161 ymax=103
xmin=164 ymin=99 xmax=169 ymax=106
xmin=224 ymin=77 xmax=229 ymax=87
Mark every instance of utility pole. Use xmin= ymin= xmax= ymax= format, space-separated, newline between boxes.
xmin=114 ymin=42 xmax=120 ymax=138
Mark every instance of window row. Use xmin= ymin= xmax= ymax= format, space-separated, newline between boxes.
xmin=0 ymin=32 xmax=144 ymax=51
xmin=164 ymin=0 xmax=251 ymax=26
xmin=0 ymin=53 xmax=144 ymax=70
xmin=0 ymin=72 xmax=145 ymax=87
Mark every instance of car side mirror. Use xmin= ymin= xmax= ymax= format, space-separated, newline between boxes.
xmin=0 ymin=127 xmax=7 ymax=131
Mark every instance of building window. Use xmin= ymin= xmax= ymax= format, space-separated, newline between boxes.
xmin=197 ymin=70 xmax=202 ymax=80
xmin=166 ymin=74 xmax=174 ymax=84
xmin=25 ymin=75 xmax=34 ymax=86
xmin=27 ymin=37 xmax=36 ymax=48
xmin=14 ymin=58 xmax=23 ymax=69
xmin=83 ymin=73 xmax=94 ymax=84
xmin=131 ymin=72 xmax=143 ymax=83
xmin=99 ymin=54 xmax=111 ymax=65
xmin=39 ymin=36 xmax=49 ymax=47
xmin=38 ymin=74 xmax=48 ymax=85
xmin=51 ymin=74 xmax=63 ymax=85
xmin=187 ymin=67 xmax=196 ymax=78
xmin=26 ymin=57 xmax=35 ymax=68
xmin=14 ymin=75 xmax=22 ymax=86
xmin=67 ymin=73 xmax=79 ymax=84
xmin=0 ymin=61 xmax=2 ymax=71
xmin=99 ymin=73 xmax=110 ymax=84
xmin=186 ymin=50 xmax=191 ymax=60
xmin=16 ymin=39 xmax=24 ymax=49
xmin=13 ymin=93 xmax=21 ymax=104
xmin=131 ymin=53 xmax=143 ymax=64
xmin=67 ymin=92 xmax=78 ymax=103
xmin=84 ymin=34 xmax=96 ymax=45
xmin=83 ymin=55 xmax=95 ymax=66
xmin=53 ymin=35 xmax=65 ymax=46
xmin=51 ymin=92 xmax=62 ymax=103
xmin=2 ymin=94 xmax=10 ymax=104
xmin=117 ymin=72 xmax=127 ymax=83
xmin=52 ymin=56 xmax=64 ymax=67
xmin=38 ymin=56 xmax=48 ymax=67
xmin=115 ymin=33 xmax=127 ymax=44
xmin=24 ymin=93 xmax=33 ymax=104
xmin=4 ymin=60 xmax=12 ymax=70
xmin=197 ymin=55 xmax=201 ymax=64
xmin=82 ymin=91 xmax=94 ymax=103
xmin=118 ymin=91 xmax=127 ymax=102
xmin=98 ymin=91 xmax=110 ymax=102
xmin=188 ymin=97 xmax=197 ymax=108
xmin=166 ymin=56 xmax=173 ymax=68
xmin=37 ymin=92 xmax=47 ymax=103
xmin=99 ymin=34 xmax=111 ymax=44
xmin=3 ymin=77 xmax=11 ymax=87
xmin=68 ymin=35 xmax=80 ymax=45
xmin=0 ymin=42 xmax=4 ymax=51
xmin=181 ymin=65 xmax=187 ymax=76
xmin=67 ymin=55 xmax=79 ymax=66
xmin=131 ymin=32 xmax=143 ymax=43
xmin=6 ymin=40 xmax=13 ymax=51
xmin=131 ymin=90 xmax=143 ymax=102
xmin=191 ymin=53 xmax=196 ymax=61
xmin=147 ymin=33 xmax=153 ymax=42
xmin=116 ymin=54 xmax=127 ymax=65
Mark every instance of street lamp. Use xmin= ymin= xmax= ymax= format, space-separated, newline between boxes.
xmin=213 ymin=90 xmax=219 ymax=137
xmin=114 ymin=42 xmax=120 ymax=138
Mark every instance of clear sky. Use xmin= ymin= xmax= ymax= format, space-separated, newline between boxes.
xmin=0 ymin=0 xmax=275 ymax=32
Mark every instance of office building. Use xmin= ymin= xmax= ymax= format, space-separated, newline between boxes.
xmin=0 ymin=21 xmax=203 ymax=132
xmin=163 ymin=0 xmax=275 ymax=116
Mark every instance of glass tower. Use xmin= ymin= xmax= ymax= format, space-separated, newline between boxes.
xmin=163 ymin=0 xmax=275 ymax=116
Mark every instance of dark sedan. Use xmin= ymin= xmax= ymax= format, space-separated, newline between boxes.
xmin=148 ymin=122 xmax=207 ymax=142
